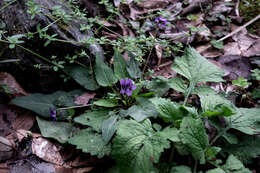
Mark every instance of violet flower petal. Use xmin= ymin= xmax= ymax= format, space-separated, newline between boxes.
xmin=120 ymin=78 xmax=126 ymax=86
xmin=126 ymin=89 xmax=132 ymax=96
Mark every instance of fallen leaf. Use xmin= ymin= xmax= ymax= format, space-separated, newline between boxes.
xmin=12 ymin=111 xmax=35 ymax=131
xmin=0 ymin=104 xmax=16 ymax=137
xmin=0 ymin=136 xmax=13 ymax=162
xmin=223 ymin=25 xmax=260 ymax=57
xmin=32 ymin=137 xmax=69 ymax=167
xmin=196 ymin=44 xmax=223 ymax=58
xmin=136 ymin=0 xmax=169 ymax=9
xmin=74 ymin=92 xmax=96 ymax=106
xmin=155 ymin=44 xmax=163 ymax=66
xmin=217 ymin=55 xmax=251 ymax=81
xmin=0 ymin=163 xmax=9 ymax=173
xmin=0 ymin=72 xmax=28 ymax=98
xmin=153 ymin=60 xmax=177 ymax=79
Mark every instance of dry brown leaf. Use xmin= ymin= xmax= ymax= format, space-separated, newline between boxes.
xmin=136 ymin=0 xmax=169 ymax=9
xmin=223 ymin=25 xmax=260 ymax=57
xmin=0 ymin=104 xmax=17 ymax=137
xmin=32 ymin=137 xmax=69 ymax=167
xmin=0 ymin=136 xmax=13 ymax=162
xmin=196 ymin=44 xmax=223 ymax=58
xmin=74 ymin=92 xmax=96 ymax=106
xmin=0 ymin=72 xmax=28 ymax=97
xmin=217 ymin=55 xmax=251 ymax=81
xmin=153 ymin=60 xmax=177 ymax=79
xmin=155 ymin=44 xmax=163 ymax=66
xmin=0 ymin=163 xmax=9 ymax=173
xmin=11 ymin=112 xmax=35 ymax=131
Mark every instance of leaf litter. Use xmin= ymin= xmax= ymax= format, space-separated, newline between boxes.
xmin=1 ymin=0 xmax=260 ymax=172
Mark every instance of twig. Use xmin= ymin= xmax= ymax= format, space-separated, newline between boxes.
xmin=235 ymin=0 xmax=240 ymax=17
xmin=198 ymin=14 xmax=260 ymax=54
xmin=218 ymin=14 xmax=260 ymax=42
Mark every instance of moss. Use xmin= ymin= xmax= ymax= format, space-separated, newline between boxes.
xmin=239 ymin=0 xmax=260 ymax=34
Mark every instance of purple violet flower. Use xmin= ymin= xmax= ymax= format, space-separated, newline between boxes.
xmin=49 ymin=107 xmax=57 ymax=121
xmin=154 ymin=16 xmax=168 ymax=29
xmin=120 ymin=78 xmax=136 ymax=96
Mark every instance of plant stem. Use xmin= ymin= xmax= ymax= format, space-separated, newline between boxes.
xmin=169 ymin=147 xmax=174 ymax=163
xmin=193 ymin=159 xmax=198 ymax=173
xmin=56 ymin=104 xmax=92 ymax=110
xmin=0 ymin=0 xmax=17 ymax=12
xmin=183 ymin=82 xmax=194 ymax=106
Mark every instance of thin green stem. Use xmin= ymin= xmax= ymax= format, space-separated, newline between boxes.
xmin=169 ymin=147 xmax=174 ymax=163
xmin=209 ymin=126 xmax=230 ymax=146
xmin=193 ymin=159 xmax=198 ymax=173
xmin=56 ymin=104 xmax=92 ymax=110
xmin=0 ymin=0 xmax=17 ymax=12
xmin=16 ymin=44 xmax=63 ymax=68
xmin=142 ymin=46 xmax=154 ymax=77
xmin=183 ymin=82 xmax=194 ymax=106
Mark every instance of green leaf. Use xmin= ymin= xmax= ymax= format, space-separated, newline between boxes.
xmin=170 ymin=166 xmax=192 ymax=173
xmin=11 ymin=90 xmax=83 ymax=118
xmin=206 ymin=168 xmax=225 ymax=173
xmin=127 ymin=97 xmax=158 ymax=122
xmin=126 ymin=52 xmax=142 ymax=79
xmin=168 ymin=77 xmax=188 ymax=93
xmin=112 ymin=119 xmax=171 ymax=173
xmin=172 ymin=46 xmax=224 ymax=85
xmin=150 ymin=97 xmax=182 ymax=123
xmin=200 ymin=94 xmax=236 ymax=117
xmin=74 ymin=109 xmax=110 ymax=132
xmin=210 ymin=40 xmax=224 ymax=49
xmin=95 ymin=55 xmax=117 ymax=86
xmin=158 ymin=126 xmax=180 ymax=142
xmin=222 ymin=155 xmax=250 ymax=173
xmin=228 ymin=108 xmax=260 ymax=135
xmin=102 ymin=115 xmax=119 ymax=144
xmin=68 ymin=129 xmax=111 ymax=158
xmin=180 ymin=117 xmax=209 ymax=164
xmin=205 ymin=147 xmax=221 ymax=161
xmin=94 ymin=98 xmax=118 ymax=107
xmin=145 ymin=76 xmax=170 ymax=96
xmin=223 ymin=136 xmax=260 ymax=164
xmin=113 ymin=49 xmax=128 ymax=79
xmin=232 ymin=77 xmax=250 ymax=88
xmin=63 ymin=65 xmax=99 ymax=91
xmin=191 ymin=85 xmax=216 ymax=96
xmin=36 ymin=117 xmax=76 ymax=143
